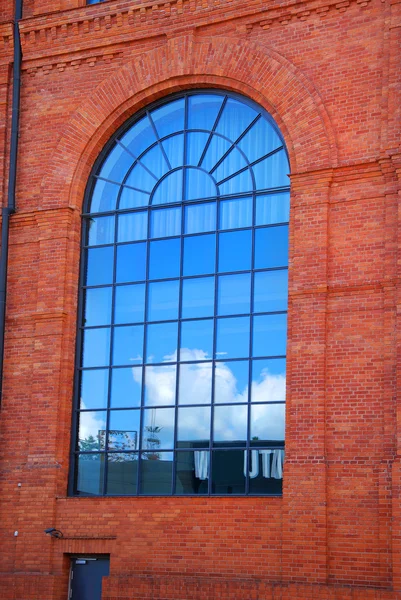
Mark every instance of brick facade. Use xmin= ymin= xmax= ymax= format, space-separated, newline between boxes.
xmin=0 ymin=0 xmax=400 ymax=598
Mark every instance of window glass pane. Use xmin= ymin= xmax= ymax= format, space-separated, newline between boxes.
xmin=238 ymin=117 xmax=282 ymax=164
xmin=112 ymin=325 xmax=144 ymax=365
xmin=91 ymin=179 xmax=119 ymax=213
xmin=255 ymin=192 xmax=290 ymax=225
xmin=175 ymin=451 xmax=209 ymax=494
xmin=161 ymin=134 xmax=184 ymax=169
xmin=218 ymin=230 xmax=251 ymax=273
xmin=83 ymin=287 xmax=112 ymax=327
xmin=188 ymin=94 xmax=224 ymax=130
xmin=250 ymin=403 xmax=285 ymax=443
xmin=253 ymin=314 xmax=287 ymax=357
xmin=247 ymin=449 xmax=284 ymax=494
xmin=219 ymin=197 xmax=252 ymax=230
xmin=119 ymin=187 xmax=149 ymax=210
xmin=140 ymin=144 xmax=169 ymax=179
xmin=111 ymin=366 xmax=142 ymax=408
xmin=181 ymin=276 xmax=214 ymax=319
xmin=86 ymin=247 xmax=114 ymax=286
xmin=107 ymin=453 xmax=138 ymax=495
xmin=215 ymin=316 xmax=250 ymax=360
xmin=183 ymin=234 xmax=215 ymax=276
xmin=184 ymin=169 xmax=217 ymax=201
xmin=177 ymin=406 xmax=210 ymax=447
xmin=119 ymin=115 xmax=157 ymax=158
xmin=186 ymin=132 xmax=209 ymax=166
xmin=76 ymin=454 xmax=105 ymax=495
xmin=148 ymin=280 xmax=179 ymax=322
xmin=79 ymin=369 xmax=109 ymax=410
xmin=152 ymin=169 xmax=183 ymax=205
xmin=116 ymin=242 xmax=146 ymax=283
xmin=215 ymin=98 xmax=257 ymax=142
xmin=99 ymin=143 xmax=134 ymax=183
xmin=114 ymin=284 xmax=145 ymax=324
xmin=149 ymin=238 xmax=180 ymax=280
xmin=213 ymin=405 xmax=248 ymax=444
xmin=118 ymin=212 xmax=147 ymax=242
xmin=252 ymin=149 xmax=289 ymax=190
xmin=109 ymin=410 xmax=140 ymax=450
xmin=254 ymin=226 xmax=288 ymax=269
xmin=151 ymin=207 xmax=181 ymax=238
xmin=212 ymin=148 xmax=247 ymax=183
xmin=180 ymin=319 xmax=213 ymax=362
xmin=142 ymin=408 xmax=175 ymax=449
xmin=178 ymin=362 xmax=212 ymax=405
xmin=253 ymin=270 xmax=288 ymax=313
xmin=214 ymin=360 xmax=249 ymax=404
xmin=78 ymin=410 xmax=107 ymax=450
xmin=211 ymin=450 xmax=245 ymax=494
xmin=140 ymin=452 xmax=173 ymax=494
xmin=184 ymin=202 xmax=216 ymax=234
xmin=144 ymin=365 xmax=177 ymax=406
xmin=151 ymin=98 xmax=185 ymax=138
xmin=217 ymin=169 xmax=253 ymax=196
xmin=125 ymin=162 xmax=157 ymax=193
xmin=146 ymin=322 xmax=178 ymax=363
xmin=82 ymin=327 xmax=110 ymax=368
xmin=87 ymin=216 xmax=114 ymax=246
xmin=251 ymin=359 xmax=286 ymax=403
xmin=217 ymin=273 xmax=251 ymax=316
xmin=201 ymin=135 xmax=231 ymax=172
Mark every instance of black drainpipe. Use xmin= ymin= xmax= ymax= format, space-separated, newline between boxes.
xmin=0 ymin=0 xmax=23 ymax=407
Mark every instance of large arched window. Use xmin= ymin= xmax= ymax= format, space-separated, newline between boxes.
xmin=71 ymin=91 xmax=290 ymax=496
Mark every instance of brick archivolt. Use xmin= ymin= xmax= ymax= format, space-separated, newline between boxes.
xmin=39 ymin=36 xmax=337 ymax=213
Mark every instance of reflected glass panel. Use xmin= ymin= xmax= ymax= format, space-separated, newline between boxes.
xmin=215 ymin=98 xmax=257 ymax=142
xmin=99 ymin=143 xmax=134 ymax=183
xmin=251 ymin=358 xmax=286 ymax=403
xmin=217 ymin=273 xmax=251 ymax=316
xmin=188 ymin=94 xmax=224 ymax=130
xmin=255 ymin=192 xmax=290 ymax=225
xmin=218 ymin=169 xmax=253 ymax=196
xmin=253 ymin=270 xmax=288 ymax=313
xmin=107 ymin=453 xmax=138 ymax=495
xmin=175 ymin=451 xmax=209 ymax=495
xmin=114 ymin=284 xmax=145 ymax=324
xmin=109 ymin=410 xmax=140 ymax=451
xmin=91 ymin=179 xmax=119 ymax=213
xmin=125 ymin=163 xmax=156 ymax=193
xmin=214 ymin=360 xmax=249 ymax=404
xmin=146 ymin=322 xmax=178 ymax=363
xmin=83 ymin=287 xmax=112 ymax=326
xmin=215 ymin=316 xmax=250 ymax=360
xmin=86 ymin=247 xmax=113 ymax=286
xmin=218 ymin=230 xmax=251 ymax=273
xmin=118 ymin=212 xmax=147 ymax=242
xmin=238 ymin=117 xmax=282 ymax=164
xmin=112 ymin=325 xmax=144 ymax=365
xmin=161 ymin=134 xmax=184 ymax=169
xmin=186 ymin=132 xmax=209 ymax=166
xmin=78 ymin=410 xmax=107 ymax=450
xmin=119 ymin=115 xmax=157 ymax=158
xmin=212 ymin=450 xmax=245 ymax=494
xmin=116 ymin=242 xmax=146 ymax=283
xmin=152 ymin=98 xmax=185 ymax=138
xmin=142 ymin=408 xmax=175 ymax=449
xmin=212 ymin=148 xmax=247 ymax=183
xmin=149 ymin=238 xmax=180 ymax=280
xmin=185 ymin=169 xmax=217 ymax=200
xmin=254 ymin=226 xmax=288 ymax=269
xmin=219 ymin=197 xmax=252 ymax=230
xmin=252 ymin=150 xmax=289 ymax=190
xmin=87 ymin=216 xmax=114 ymax=246
xmin=148 ymin=280 xmax=179 ymax=322
xmin=76 ymin=454 xmax=105 ymax=495
xmin=247 ymin=449 xmax=284 ymax=494
xmin=250 ymin=403 xmax=285 ymax=443
xmin=152 ymin=169 xmax=183 ymax=205
xmin=82 ymin=327 xmax=110 ymax=368
xmin=110 ymin=367 xmax=142 ymax=408
xmin=140 ymin=451 xmax=173 ymax=495
xmin=119 ymin=187 xmax=149 ymax=210
xmin=179 ymin=362 xmax=212 ymax=405
xmin=184 ymin=202 xmax=216 ymax=234
xmin=79 ymin=369 xmax=109 ymax=409
xmin=180 ymin=319 xmax=213 ymax=362
xmin=201 ymin=135 xmax=231 ymax=173
xmin=253 ymin=314 xmax=287 ymax=357
xmin=151 ymin=207 xmax=181 ymax=238
xmin=213 ymin=405 xmax=247 ymax=444
xmin=183 ymin=234 xmax=215 ymax=276
xmin=140 ymin=145 xmax=168 ymax=179
xmin=181 ymin=276 xmax=214 ymax=319
xmin=177 ymin=406 xmax=210 ymax=447
xmin=144 ymin=365 xmax=177 ymax=406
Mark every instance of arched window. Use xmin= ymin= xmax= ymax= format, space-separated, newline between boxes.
xmin=71 ymin=91 xmax=290 ymax=496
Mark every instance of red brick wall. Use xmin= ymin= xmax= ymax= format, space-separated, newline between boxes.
xmin=0 ymin=0 xmax=400 ymax=598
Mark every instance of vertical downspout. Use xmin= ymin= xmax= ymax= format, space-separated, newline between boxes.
xmin=0 ymin=0 xmax=23 ymax=407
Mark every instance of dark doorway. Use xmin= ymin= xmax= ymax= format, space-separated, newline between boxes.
xmin=69 ymin=556 xmax=110 ymax=600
